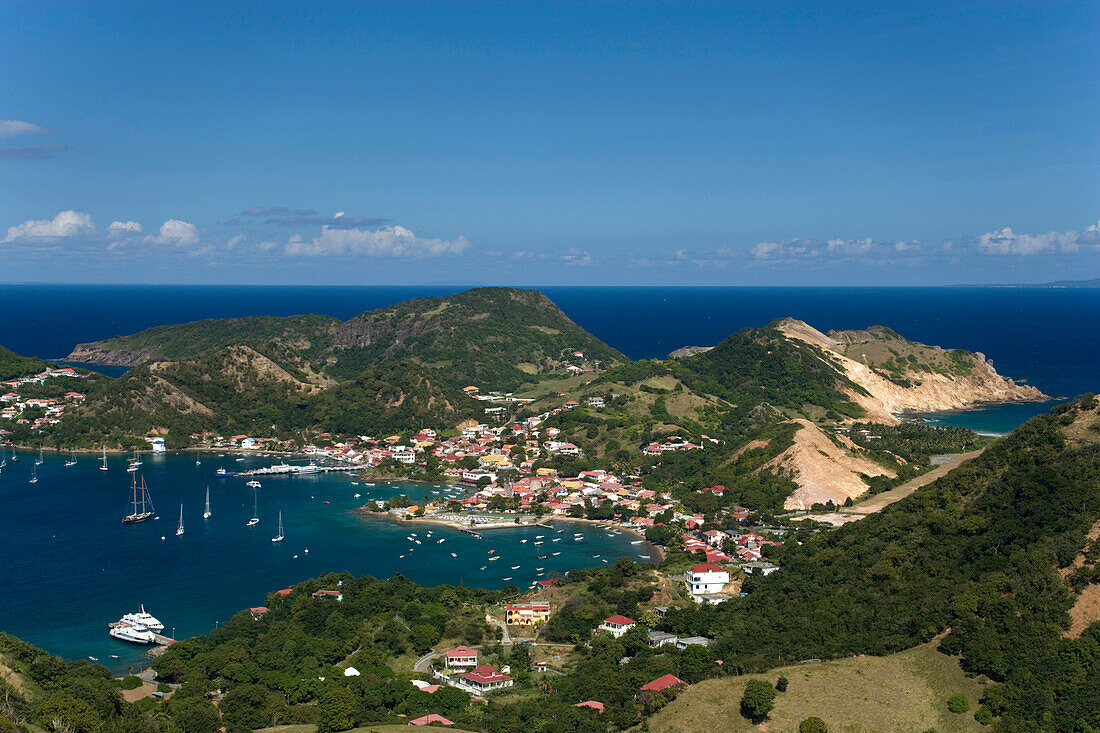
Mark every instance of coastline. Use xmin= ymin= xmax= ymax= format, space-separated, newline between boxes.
xmin=356 ymin=507 xmax=665 ymax=564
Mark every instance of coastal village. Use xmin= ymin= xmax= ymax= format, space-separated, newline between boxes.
xmin=0 ymin=366 xmax=88 ymax=433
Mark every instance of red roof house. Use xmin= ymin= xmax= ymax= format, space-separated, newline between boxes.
xmin=574 ymin=701 xmax=605 ymax=712
xmin=641 ymin=674 xmax=688 ymax=692
xmin=410 ymin=713 xmax=455 ymax=726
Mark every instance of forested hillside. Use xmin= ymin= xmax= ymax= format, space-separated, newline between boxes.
xmin=657 ymin=396 xmax=1100 ymax=730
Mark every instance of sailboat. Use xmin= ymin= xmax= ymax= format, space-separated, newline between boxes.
xmin=271 ymin=511 xmax=284 ymax=542
xmin=175 ymin=505 xmax=185 ymax=536
xmin=202 ymin=487 xmax=211 ymax=519
xmin=28 ymin=463 xmax=38 ymax=484
xmin=64 ymin=451 xmax=77 ymax=467
xmin=99 ymin=447 xmax=108 ymax=471
xmin=246 ymin=487 xmax=259 ymax=526
xmin=35 ymin=449 xmax=43 ymax=465
xmin=123 ymin=475 xmax=154 ymax=523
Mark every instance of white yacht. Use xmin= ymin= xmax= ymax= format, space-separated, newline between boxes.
xmin=271 ymin=511 xmax=284 ymax=542
xmin=247 ymin=486 xmax=259 ymax=526
xmin=119 ymin=605 xmax=163 ymax=632
xmin=109 ymin=624 xmax=155 ymax=645
xmin=202 ymin=487 xmax=211 ymax=519
xmin=175 ymin=504 xmax=185 ymax=536
xmin=246 ymin=479 xmax=261 ymax=489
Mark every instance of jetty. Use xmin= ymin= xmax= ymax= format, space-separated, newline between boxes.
xmin=232 ymin=462 xmax=367 ymax=477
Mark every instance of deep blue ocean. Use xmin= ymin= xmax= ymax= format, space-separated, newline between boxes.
xmin=1 ymin=284 xmax=1099 ymax=667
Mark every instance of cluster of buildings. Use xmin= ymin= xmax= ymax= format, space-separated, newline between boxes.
xmin=1 ymin=367 xmax=86 ymax=431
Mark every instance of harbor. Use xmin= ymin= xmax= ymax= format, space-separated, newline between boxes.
xmin=0 ymin=449 xmax=653 ymax=671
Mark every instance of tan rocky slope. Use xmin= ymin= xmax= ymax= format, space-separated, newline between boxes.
xmin=761 ymin=419 xmax=895 ymax=510
xmin=775 ymin=319 xmax=1046 ymax=423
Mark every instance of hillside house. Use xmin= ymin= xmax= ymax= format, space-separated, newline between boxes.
xmin=505 ymin=602 xmax=551 ymax=625
xmin=456 ymin=665 xmax=514 ymax=695
xmin=687 ymin=563 xmax=729 ymax=597
xmin=598 ymin=615 xmax=636 ymax=638
xmin=445 ymin=646 xmax=478 ymax=668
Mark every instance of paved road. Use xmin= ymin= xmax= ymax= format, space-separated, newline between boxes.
xmin=414 ymin=650 xmax=440 ymax=674
xmin=845 ymin=448 xmax=986 ymax=515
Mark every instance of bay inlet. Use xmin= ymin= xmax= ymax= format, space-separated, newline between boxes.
xmin=0 ymin=450 xmax=652 ymax=671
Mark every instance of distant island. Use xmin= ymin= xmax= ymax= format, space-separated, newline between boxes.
xmin=2 ymin=287 xmax=1046 ymax=518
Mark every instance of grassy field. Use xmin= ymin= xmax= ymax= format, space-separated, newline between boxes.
xmin=646 ymin=642 xmax=989 ymax=733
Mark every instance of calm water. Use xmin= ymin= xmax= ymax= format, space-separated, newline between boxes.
xmin=0 ymin=450 xmax=648 ymax=669
xmin=2 ymin=285 xmax=1098 ymax=433
xmin=2 ymin=285 xmax=1100 ymax=663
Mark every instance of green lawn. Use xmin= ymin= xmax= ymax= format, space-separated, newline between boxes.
xmin=646 ymin=642 xmax=989 ymax=733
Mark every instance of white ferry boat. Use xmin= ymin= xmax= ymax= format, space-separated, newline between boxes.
xmin=120 ymin=604 xmax=163 ymax=632
xmin=109 ymin=624 xmax=155 ymax=645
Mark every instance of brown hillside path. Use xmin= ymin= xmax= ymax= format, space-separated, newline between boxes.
xmin=813 ymin=448 xmax=987 ymax=526
xmin=846 ymin=448 xmax=986 ymax=515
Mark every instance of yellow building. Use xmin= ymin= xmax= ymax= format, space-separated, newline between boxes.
xmin=506 ymin=602 xmax=551 ymax=625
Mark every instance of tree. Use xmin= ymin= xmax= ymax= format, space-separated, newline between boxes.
xmin=799 ymin=717 xmax=828 ymax=733
xmin=317 ymin=686 xmax=356 ymax=732
xmin=775 ymin=675 xmax=789 ymax=692
xmin=171 ymin=697 xmax=221 ymax=733
xmin=740 ymin=679 xmax=777 ymax=722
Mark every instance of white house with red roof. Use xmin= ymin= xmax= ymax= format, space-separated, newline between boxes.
xmin=456 ymin=664 xmax=514 ymax=694
xmin=445 ymin=645 xmax=478 ymax=668
xmin=686 ymin=563 xmax=729 ymax=596
xmin=598 ymin=614 xmax=636 ymax=638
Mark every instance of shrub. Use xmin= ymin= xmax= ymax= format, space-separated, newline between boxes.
xmin=119 ymin=675 xmax=143 ymax=690
xmin=974 ymin=706 xmax=993 ymax=725
xmin=775 ymin=675 xmax=789 ymax=692
xmin=740 ymin=679 xmax=777 ymax=721
xmin=947 ymin=693 xmax=970 ymax=714
xmin=799 ymin=717 xmax=828 ymax=733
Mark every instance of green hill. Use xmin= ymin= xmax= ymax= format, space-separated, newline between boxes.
xmin=0 ymin=345 xmax=52 ymax=380
xmin=66 ymin=287 xmax=626 ymax=393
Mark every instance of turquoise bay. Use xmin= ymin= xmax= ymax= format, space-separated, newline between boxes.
xmin=0 ymin=451 xmax=651 ymax=671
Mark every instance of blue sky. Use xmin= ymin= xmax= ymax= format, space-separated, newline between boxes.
xmin=1 ymin=0 xmax=1097 ymax=285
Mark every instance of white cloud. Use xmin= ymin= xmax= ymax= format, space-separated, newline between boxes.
xmin=284 ymin=224 xmax=470 ymax=257
xmin=226 ymin=234 xmax=245 ymax=249
xmin=107 ymin=220 xmax=142 ymax=236
xmin=561 ymin=250 xmax=592 ymax=266
xmin=2 ymin=210 xmax=95 ymax=243
xmin=0 ymin=120 xmax=44 ymax=138
xmin=148 ymin=219 xmax=201 ymax=247
xmin=976 ymin=227 xmax=1077 ymax=255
